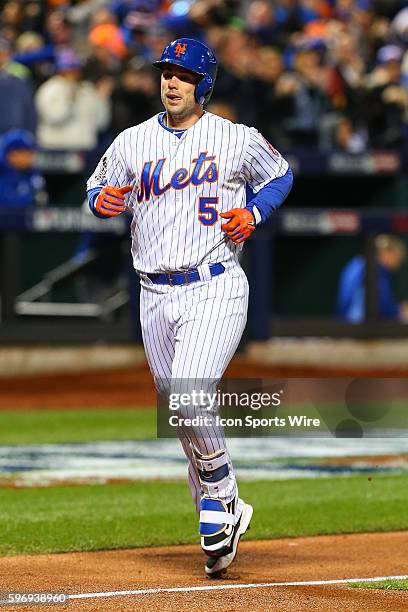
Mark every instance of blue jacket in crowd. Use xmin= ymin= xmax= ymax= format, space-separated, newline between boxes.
xmin=336 ymin=255 xmax=400 ymax=322
xmin=0 ymin=129 xmax=44 ymax=208
xmin=0 ymin=72 xmax=36 ymax=135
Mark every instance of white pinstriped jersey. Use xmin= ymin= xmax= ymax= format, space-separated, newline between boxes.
xmin=87 ymin=111 xmax=288 ymax=274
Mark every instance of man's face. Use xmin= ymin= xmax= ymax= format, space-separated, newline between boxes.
xmin=7 ymin=149 xmax=35 ymax=171
xmin=387 ymin=250 xmax=405 ymax=271
xmin=161 ymin=64 xmax=201 ymax=119
xmin=59 ymin=68 xmax=81 ymax=81
xmin=6 ymin=149 xmax=35 ymax=172
xmin=378 ymin=248 xmax=405 ymax=271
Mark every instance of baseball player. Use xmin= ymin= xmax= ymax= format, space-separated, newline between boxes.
xmin=87 ymin=38 xmax=293 ymax=577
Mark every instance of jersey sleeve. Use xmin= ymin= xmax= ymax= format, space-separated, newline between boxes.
xmin=86 ymin=133 xmax=129 ymax=191
xmin=241 ymin=127 xmax=288 ymax=193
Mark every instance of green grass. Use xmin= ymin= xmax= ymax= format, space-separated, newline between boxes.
xmin=0 ymin=408 xmax=155 ymax=445
xmin=350 ymin=579 xmax=408 ymax=591
xmin=0 ymin=398 xmax=406 ymax=445
xmin=1 ymin=473 xmax=408 ymax=556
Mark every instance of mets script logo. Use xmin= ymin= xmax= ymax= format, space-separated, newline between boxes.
xmin=175 ymin=42 xmax=187 ymax=57
xmin=137 ymin=152 xmax=218 ymax=203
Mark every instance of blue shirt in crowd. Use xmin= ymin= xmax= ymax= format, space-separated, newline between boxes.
xmin=0 ymin=129 xmax=44 ymax=208
xmin=336 ymin=255 xmax=400 ymax=322
xmin=0 ymin=72 xmax=36 ymax=135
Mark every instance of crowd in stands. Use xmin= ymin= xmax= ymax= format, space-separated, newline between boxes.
xmin=1 ymin=0 xmax=407 ymax=325
xmin=0 ymin=0 xmax=408 ymax=206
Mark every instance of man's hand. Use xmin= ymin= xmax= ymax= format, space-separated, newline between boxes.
xmin=220 ymin=208 xmax=255 ymax=243
xmin=95 ymin=185 xmax=132 ymax=217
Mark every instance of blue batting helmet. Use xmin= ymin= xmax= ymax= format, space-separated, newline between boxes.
xmin=153 ymin=38 xmax=218 ymax=105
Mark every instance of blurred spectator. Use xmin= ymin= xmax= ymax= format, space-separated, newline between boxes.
xmin=246 ymin=0 xmax=281 ymax=45
xmin=334 ymin=115 xmax=367 ymax=153
xmin=298 ymin=0 xmax=330 ymax=26
xmin=159 ymin=0 xmax=202 ymax=40
xmin=210 ymin=27 xmax=255 ymax=119
xmin=1 ymin=0 xmax=45 ymax=37
xmin=277 ymin=48 xmax=332 ymax=146
xmin=0 ymin=0 xmax=405 ymax=156
xmin=206 ymin=100 xmax=238 ymax=122
xmin=0 ymin=1 xmax=22 ymax=43
xmin=336 ymin=235 xmax=408 ymax=323
xmin=113 ymin=0 xmax=162 ymax=26
xmin=0 ymin=37 xmax=36 ymax=134
xmin=326 ymin=30 xmax=365 ymax=120
xmin=35 ymin=50 xmax=111 ymax=151
xmin=83 ymin=43 xmax=123 ymax=83
xmin=88 ymin=9 xmax=128 ymax=60
xmin=391 ymin=6 xmax=408 ymax=47
xmin=273 ymin=0 xmax=303 ymax=45
xmin=20 ymin=0 xmax=44 ymax=34
xmin=44 ymin=10 xmax=73 ymax=50
xmin=0 ymin=129 xmax=46 ymax=208
xmin=189 ymin=0 xmax=240 ymax=29
xmin=249 ymin=46 xmax=289 ymax=142
xmin=126 ymin=22 xmax=171 ymax=63
xmin=83 ymin=10 xmax=128 ymax=83
xmin=10 ymin=10 xmax=76 ymax=84
xmin=365 ymin=44 xmax=408 ymax=147
xmin=110 ymin=59 xmax=158 ymax=135
xmin=13 ymin=32 xmax=55 ymax=85
xmin=68 ymin=0 xmax=111 ymax=46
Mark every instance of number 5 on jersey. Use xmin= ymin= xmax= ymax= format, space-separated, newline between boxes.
xmin=198 ymin=196 xmax=218 ymax=226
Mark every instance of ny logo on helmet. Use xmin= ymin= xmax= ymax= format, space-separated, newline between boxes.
xmin=175 ymin=42 xmax=187 ymax=57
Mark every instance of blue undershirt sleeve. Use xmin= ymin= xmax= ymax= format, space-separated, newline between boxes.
xmin=245 ymin=167 xmax=293 ymax=225
xmin=87 ymin=186 xmax=108 ymax=219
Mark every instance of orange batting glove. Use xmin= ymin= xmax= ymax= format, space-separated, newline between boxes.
xmin=220 ymin=208 xmax=256 ymax=243
xmin=95 ymin=185 xmax=132 ymax=217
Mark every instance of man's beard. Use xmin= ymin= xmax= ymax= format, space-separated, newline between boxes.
xmin=162 ymin=94 xmax=193 ymax=120
xmin=168 ymin=105 xmax=189 ymax=119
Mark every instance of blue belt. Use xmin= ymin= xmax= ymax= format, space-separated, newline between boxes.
xmin=147 ymin=263 xmax=225 ymax=286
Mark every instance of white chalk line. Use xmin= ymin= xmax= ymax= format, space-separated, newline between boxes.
xmin=66 ymin=575 xmax=408 ymax=601
xmin=0 ymin=574 xmax=406 ymax=605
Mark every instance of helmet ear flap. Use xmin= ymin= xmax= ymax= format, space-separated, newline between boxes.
xmin=196 ymin=74 xmax=214 ymax=105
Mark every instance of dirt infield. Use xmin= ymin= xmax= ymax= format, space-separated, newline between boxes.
xmin=2 ymin=356 xmax=408 ymax=410
xmin=1 ymin=532 xmax=407 ymax=611
xmin=1 ymin=354 xmax=407 ymax=610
